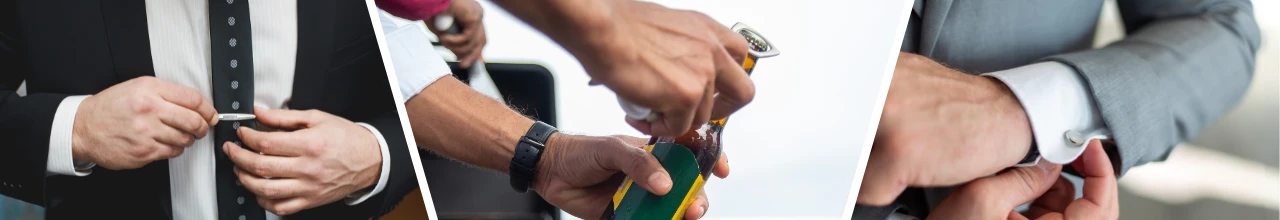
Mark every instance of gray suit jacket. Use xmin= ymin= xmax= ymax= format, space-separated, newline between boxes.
xmin=855 ymin=0 xmax=1260 ymax=219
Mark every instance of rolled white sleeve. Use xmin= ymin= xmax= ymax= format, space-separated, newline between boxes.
xmin=344 ymin=123 xmax=393 ymax=205
xmin=380 ymin=11 xmax=451 ymax=101
xmin=47 ymin=95 xmax=95 ymax=176
xmin=984 ymin=62 xmax=1111 ymax=165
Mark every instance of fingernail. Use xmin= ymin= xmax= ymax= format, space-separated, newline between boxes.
xmin=700 ymin=203 xmax=709 ymax=218
xmin=649 ymin=172 xmax=672 ymax=190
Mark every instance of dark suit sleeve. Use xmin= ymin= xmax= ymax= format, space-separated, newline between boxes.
xmin=0 ymin=0 xmax=73 ymax=206
xmin=1043 ymin=0 xmax=1260 ymax=176
xmin=358 ymin=112 xmax=420 ymax=217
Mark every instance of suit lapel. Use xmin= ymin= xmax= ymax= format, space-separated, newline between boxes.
xmin=290 ymin=0 xmax=336 ymax=109
xmin=916 ymin=0 xmax=952 ymax=57
xmin=100 ymin=0 xmax=155 ymax=79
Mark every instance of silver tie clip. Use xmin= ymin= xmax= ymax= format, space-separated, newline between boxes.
xmin=217 ymin=113 xmax=257 ymax=121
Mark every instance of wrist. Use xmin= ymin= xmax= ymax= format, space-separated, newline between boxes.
xmin=70 ymin=97 xmax=94 ymax=162
xmin=359 ymin=138 xmax=382 ymax=189
xmin=978 ymin=76 xmax=1034 ymax=161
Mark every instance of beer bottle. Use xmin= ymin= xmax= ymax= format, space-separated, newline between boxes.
xmin=602 ymin=22 xmax=779 ymax=220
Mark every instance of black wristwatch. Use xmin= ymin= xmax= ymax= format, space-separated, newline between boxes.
xmin=1014 ymin=142 xmax=1041 ymax=166
xmin=509 ymin=121 xmax=557 ymax=193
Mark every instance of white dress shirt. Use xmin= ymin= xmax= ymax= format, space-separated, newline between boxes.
xmin=44 ymin=1 xmax=392 ymax=219
xmin=378 ymin=11 xmax=452 ymax=100
xmin=985 ymin=62 xmax=1112 ymax=165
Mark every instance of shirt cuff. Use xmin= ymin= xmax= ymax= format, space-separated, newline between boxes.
xmin=984 ymin=62 xmax=1111 ymax=165
xmin=344 ymin=123 xmax=392 ymax=205
xmin=47 ymin=95 xmax=95 ymax=176
xmin=380 ymin=10 xmax=451 ymax=101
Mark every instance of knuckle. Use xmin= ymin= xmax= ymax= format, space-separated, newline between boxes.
xmin=129 ymin=97 xmax=156 ymax=114
xmin=255 ymin=138 xmax=275 ymax=153
xmin=179 ymin=135 xmax=195 ymax=147
xmin=252 ymin=165 xmax=272 ymax=178
xmin=261 ymin=187 xmax=281 ymax=198
xmin=305 ymin=109 xmax=325 ymax=118
xmin=672 ymin=86 xmax=704 ymax=108
xmin=128 ymin=144 xmax=152 ymax=159
xmin=301 ymin=163 xmax=324 ymax=178
xmin=168 ymin=147 xmax=185 ymax=158
xmin=130 ymin=120 xmax=151 ymax=134
xmin=1013 ymin=169 xmax=1042 ymax=196
xmin=134 ymin=76 xmax=158 ymax=86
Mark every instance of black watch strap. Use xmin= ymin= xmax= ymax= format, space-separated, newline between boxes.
xmin=1015 ymin=142 xmax=1040 ymax=166
xmin=509 ymin=121 xmax=557 ymax=193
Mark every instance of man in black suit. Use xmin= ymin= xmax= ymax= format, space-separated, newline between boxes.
xmin=0 ymin=0 xmax=416 ymax=219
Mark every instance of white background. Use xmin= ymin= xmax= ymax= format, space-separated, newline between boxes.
xmin=464 ymin=0 xmax=912 ymax=219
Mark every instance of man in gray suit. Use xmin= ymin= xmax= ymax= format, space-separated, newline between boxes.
xmin=855 ymin=0 xmax=1260 ymax=219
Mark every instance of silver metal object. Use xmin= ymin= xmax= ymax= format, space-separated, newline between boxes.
xmin=217 ymin=113 xmax=256 ymax=121
xmin=731 ymin=22 xmax=780 ymax=58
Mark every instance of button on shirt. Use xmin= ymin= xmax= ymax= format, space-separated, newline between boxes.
xmin=44 ymin=0 xmax=393 ymax=219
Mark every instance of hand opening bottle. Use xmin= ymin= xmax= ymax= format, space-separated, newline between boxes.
xmin=602 ymin=22 xmax=779 ymax=220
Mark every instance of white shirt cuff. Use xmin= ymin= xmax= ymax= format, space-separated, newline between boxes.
xmin=380 ymin=10 xmax=451 ymax=101
xmin=47 ymin=95 xmax=94 ymax=176
xmin=984 ymin=62 xmax=1111 ymax=165
xmin=344 ymin=123 xmax=392 ymax=205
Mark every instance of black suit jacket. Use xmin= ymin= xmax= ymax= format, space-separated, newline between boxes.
xmin=0 ymin=0 xmax=417 ymax=219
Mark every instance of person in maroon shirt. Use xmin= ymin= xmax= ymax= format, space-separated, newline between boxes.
xmin=375 ymin=0 xmax=753 ymax=219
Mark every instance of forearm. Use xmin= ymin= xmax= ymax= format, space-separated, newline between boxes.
xmin=405 ymin=76 xmax=532 ymax=171
xmin=1044 ymin=0 xmax=1259 ymax=175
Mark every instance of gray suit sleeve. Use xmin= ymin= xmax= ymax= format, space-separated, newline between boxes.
xmin=1042 ymin=0 xmax=1260 ymax=176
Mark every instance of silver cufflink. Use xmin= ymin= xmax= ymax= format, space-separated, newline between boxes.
xmin=1064 ymin=130 xmax=1085 ymax=146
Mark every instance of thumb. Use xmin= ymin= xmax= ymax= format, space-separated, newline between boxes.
xmin=932 ymin=162 xmax=1062 ymax=219
xmin=598 ymin=138 xmax=672 ymax=196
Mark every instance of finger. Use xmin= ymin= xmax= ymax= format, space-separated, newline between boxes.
xmin=625 ymin=117 xmax=654 ymax=135
xmin=152 ymin=79 xmax=217 ymax=125
xmin=1035 ymin=212 xmax=1066 ymax=220
xmin=932 ymin=162 xmax=1061 ymax=217
xmin=1007 ymin=211 xmax=1032 ymax=220
xmin=1030 ymin=175 xmax=1075 ymax=217
xmin=708 ymin=47 xmax=755 ymax=120
xmin=234 ymin=167 xmax=313 ymax=200
xmin=253 ymin=106 xmax=318 ymax=130
xmin=460 ymin=44 xmax=484 ymax=68
xmin=237 ymin=126 xmax=311 ymax=157
xmin=690 ymin=82 xmax=715 ymax=128
xmin=684 ymin=190 xmax=710 ymax=219
xmin=152 ymin=123 xmax=197 ymax=147
xmin=598 ymin=141 xmax=672 ymax=196
xmin=650 ymin=104 xmax=695 ymax=137
xmin=155 ymin=102 xmax=211 ymax=138
xmin=223 ymin=142 xmax=305 ymax=178
xmin=710 ymin=20 xmax=750 ymax=65
xmin=1067 ymin=140 xmax=1118 ymax=219
xmin=440 ymin=33 xmax=472 ymax=48
xmin=262 ymin=197 xmax=311 ymax=216
xmin=969 ymin=162 xmax=1062 ymax=209
xmin=712 ymin=152 xmax=730 ymax=178
xmin=148 ymin=140 xmax=186 ymax=160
